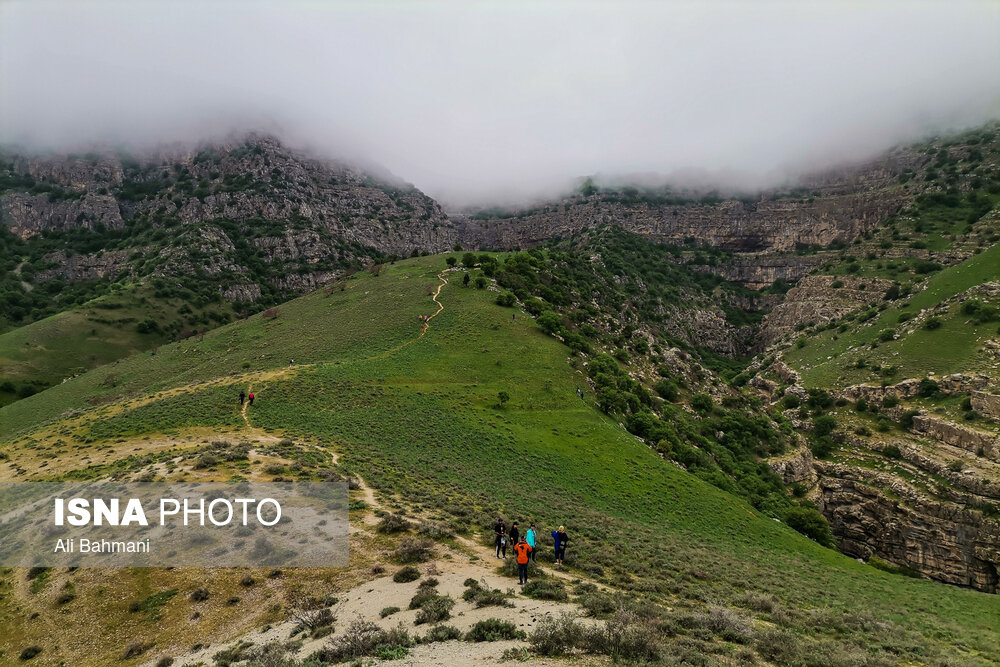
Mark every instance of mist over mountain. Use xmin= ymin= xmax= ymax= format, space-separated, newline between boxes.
xmin=2 ymin=1 xmax=998 ymax=206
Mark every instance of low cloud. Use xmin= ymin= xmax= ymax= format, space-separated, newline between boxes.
xmin=2 ymin=1 xmax=998 ymax=206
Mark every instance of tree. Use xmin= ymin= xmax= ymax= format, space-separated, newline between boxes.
xmin=446 ymin=256 xmax=457 ymax=267
xmin=497 ymin=391 xmax=510 ymax=408
xmin=691 ymin=393 xmax=713 ymax=414
xmin=461 ymin=252 xmax=477 ymax=269
xmin=784 ymin=506 xmax=835 ymax=547
xmin=453 ymin=242 xmax=462 ymax=251
xmin=654 ymin=379 xmax=678 ymax=402
xmin=537 ymin=311 xmax=563 ymax=336
xmin=813 ymin=414 xmax=837 ymax=437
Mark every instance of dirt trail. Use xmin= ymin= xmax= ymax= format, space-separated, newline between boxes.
xmin=378 ymin=270 xmax=449 ymax=358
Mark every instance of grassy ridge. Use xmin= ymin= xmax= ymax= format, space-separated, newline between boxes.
xmin=785 ymin=243 xmax=1000 ymax=387
xmin=5 ymin=257 xmax=999 ymax=662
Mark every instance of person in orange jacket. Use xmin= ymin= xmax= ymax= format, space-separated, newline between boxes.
xmin=513 ymin=535 xmax=533 ymax=584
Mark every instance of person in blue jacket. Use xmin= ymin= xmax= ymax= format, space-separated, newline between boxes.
xmin=551 ymin=525 xmax=568 ymax=565
xmin=526 ymin=523 xmax=537 ymax=561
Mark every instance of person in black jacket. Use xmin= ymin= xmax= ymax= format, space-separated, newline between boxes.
xmin=494 ymin=518 xmax=507 ymax=559
xmin=509 ymin=521 xmax=519 ymax=548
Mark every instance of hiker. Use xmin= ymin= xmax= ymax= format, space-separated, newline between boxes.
xmin=509 ymin=521 xmax=520 ymax=547
xmin=552 ymin=525 xmax=568 ymax=565
xmin=513 ymin=535 xmax=533 ymax=585
xmin=289 ymin=359 xmax=294 ymax=367
xmin=494 ymin=517 xmax=507 ymax=559
xmin=239 ymin=391 xmax=246 ymax=406
xmin=526 ymin=523 xmax=537 ymax=562
xmin=248 ymin=392 xmax=255 ymax=406
xmin=512 ymin=313 xmax=516 ymax=321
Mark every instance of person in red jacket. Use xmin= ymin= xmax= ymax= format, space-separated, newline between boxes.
xmin=248 ymin=392 xmax=255 ymax=406
xmin=513 ymin=536 xmax=533 ymax=584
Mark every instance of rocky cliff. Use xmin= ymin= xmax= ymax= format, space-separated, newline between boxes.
xmin=1 ymin=135 xmax=457 ymax=303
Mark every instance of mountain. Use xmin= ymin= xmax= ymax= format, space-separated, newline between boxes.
xmin=2 ymin=120 xmax=1000 ymax=608
xmin=1 ymin=255 xmax=998 ymax=665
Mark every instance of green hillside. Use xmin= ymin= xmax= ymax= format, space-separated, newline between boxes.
xmin=2 ymin=255 xmax=999 ymax=664
xmin=784 ymin=242 xmax=1000 ymax=388
xmin=0 ymin=283 xmax=235 ymax=407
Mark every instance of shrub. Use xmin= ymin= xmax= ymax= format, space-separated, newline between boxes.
xmin=315 ymin=620 xmax=414 ymax=662
xmin=813 ymin=414 xmax=837 ymax=437
xmin=414 ymin=595 xmax=455 ymax=625
xmin=522 ymin=579 xmax=568 ymax=602
xmin=408 ymin=587 xmax=437 ymax=610
xmin=465 ymin=619 xmax=526 ymax=642
xmin=19 ymin=646 xmax=42 ymax=661
xmin=394 ymin=537 xmax=434 ymax=563
xmin=961 ymin=396 xmax=973 ymax=411
xmin=900 ymin=409 xmax=921 ymax=429
xmin=690 ymin=393 xmax=713 ymax=414
xmin=190 ymin=587 xmax=210 ymax=601
xmin=393 ymin=566 xmax=421 ymax=583
xmin=781 ymin=394 xmax=800 ymax=409
xmin=882 ymin=395 xmax=899 ymax=408
xmin=883 ymin=444 xmax=902 ymax=459
xmin=784 ymin=506 xmax=835 ymax=547
xmin=924 ymin=316 xmax=942 ymax=330
xmin=580 ymin=609 xmax=660 ymax=662
xmin=424 ymin=625 xmax=462 ymax=642
xmin=380 ymin=606 xmax=400 ymax=618
xmin=121 ymin=641 xmax=149 ymax=660
xmin=530 ymin=613 xmax=585 ymax=656
xmin=918 ymin=378 xmax=940 ymax=398
xmin=495 ymin=291 xmax=516 ymax=306
xmin=377 ymin=513 xmax=412 ymax=534
xmin=462 ymin=579 xmax=512 ymax=608
xmin=578 ymin=590 xmax=617 ymax=617
xmin=534 ymin=310 xmax=562 ymax=336
xmin=654 ymin=379 xmax=679 ymax=401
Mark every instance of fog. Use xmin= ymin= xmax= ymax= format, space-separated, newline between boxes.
xmin=2 ymin=1 xmax=998 ymax=206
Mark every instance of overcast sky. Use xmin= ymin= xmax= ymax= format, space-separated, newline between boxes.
xmin=2 ymin=1 xmax=999 ymax=205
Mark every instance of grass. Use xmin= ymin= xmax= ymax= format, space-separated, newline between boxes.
xmin=784 ymin=242 xmax=1000 ymax=387
xmin=2 ymin=255 xmax=1000 ymax=664
xmin=0 ymin=284 xmax=233 ymax=408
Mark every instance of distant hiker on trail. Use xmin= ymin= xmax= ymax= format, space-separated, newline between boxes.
xmin=526 ymin=523 xmax=537 ymax=561
xmin=289 ymin=359 xmax=294 ymax=367
xmin=494 ymin=517 xmax=507 ymax=559
xmin=552 ymin=525 xmax=568 ymax=565
xmin=509 ymin=521 xmax=520 ymax=547
xmin=512 ymin=313 xmax=516 ymax=321
xmin=239 ymin=391 xmax=246 ymax=406
xmin=513 ymin=535 xmax=533 ymax=584
xmin=248 ymin=392 xmax=255 ymax=406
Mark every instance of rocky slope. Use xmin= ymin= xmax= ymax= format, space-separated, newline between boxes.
xmin=1 ymin=134 xmax=457 ymax=307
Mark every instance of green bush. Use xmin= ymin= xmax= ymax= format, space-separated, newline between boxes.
xmin=784 ymin=506 xmax=835 ymax=547
xmin=423 ymin=625 xmax=462 ymax=642
xmin=654 ymin=379 xmax=679 ymax=402
xmin=414 ymin=595 xmax=455 ymax=625
xmin=883 ymin=444 xmax=902 ymax=459
xmin=813 ymin=414 xmax=837 ymax=437
xmin=392 ymin=566 xmax=421 ymax=583
xmin=529 ymin=613 xmax=584 ymax=656
xmin=522 ymin=579 xmax=568 ymax=601
xmin=691 ymin=393 xmax=713 ymax=414
xmin=380 ymin=606 xmax=400 ymax=618
xmin=465 ymin=619 xmax=526 ymax=642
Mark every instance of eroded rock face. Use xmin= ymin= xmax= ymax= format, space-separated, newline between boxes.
xmin=815 ymin=465 xmax=1000 ymax=592
xmin=768 ymin=446 xmax=815 ymax=484
xmin=1 ymin=135 xmax=457 ymax=301
xmin=972 ymin=392 xmax=1000 ymax=421
xmin=758 ymin=276 xmax=895 ymax=346
xmin=911 ymin=416 xmax=1000 ymax=463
